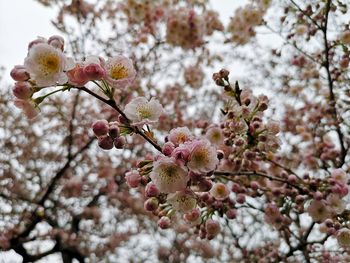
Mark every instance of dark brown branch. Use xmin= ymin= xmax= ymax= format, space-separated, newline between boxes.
xmin=77 ymin=86 xmax=163 ymax=152
xmin=321 ymin=0 xmax=347 ymax=167
xmin=213 ymin=170 xmax=304 ymax=192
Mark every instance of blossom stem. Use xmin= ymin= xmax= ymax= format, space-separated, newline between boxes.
xmin=75 ymin=86 xmax=163 ymax=152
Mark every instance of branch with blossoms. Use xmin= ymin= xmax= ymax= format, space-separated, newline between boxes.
xmin=8 ymin=31 xmax=350 ymax=263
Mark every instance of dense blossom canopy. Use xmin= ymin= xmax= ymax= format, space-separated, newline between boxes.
xmin=2 ymin=0 xmax=350 ymax=262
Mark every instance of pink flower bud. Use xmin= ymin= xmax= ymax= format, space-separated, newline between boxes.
xmin=108 ymin=125 xmax=120 ymax=139
xmin=28 ymin=37 xmax=46 ymax=49
xmin=226 ymin=209 xmax=237 ymax=219
xmin=158 ymin=216 xmax=171 ymax=229
xmin=10 ymin=65 xmax=29 ymax=81
xmin=83 ymin=63 xmax=106 ymax=80
xmin=125 ymin=170 xmax=141 ymax=188
xmin=184 ymin=208 xmax=201 ymax=222
xmin=162 ymin=142 xmax=175 ymax=156
xmin=114 ymin=136 xmax=126 ymax=149
xmin=98 ymin=136 xmax=114 ymax=150
xmin=288 ymin=175 xmax=297 ymax=184
xmin=144 ymin=197 xmax=159 ymax=211
xmin=67 ymin=64 xmax=89 ymax=86
xmin=48 ymin=35 xmax=65 ymax=50
xmin=92 ymin=120 xmax=109 ymax=137
xmin=250 ymin=181 xmax=259 ymax=190
xmin=314 ymin=191 xmax=323 ymax=201
xmin=205 ymin=219 xmax=220 ymax=239
xmin=295 ymin=195 xmax=304 ymax=204
xmin=14 ymin=99 xmax=39 ymax=119
xmin=145 ymin=182 xmax=160 ymax=197
xmin=325 ymin=219 xmax=333 ymax=228
xmin=236 ymin=194 xmax=246 ymax=204
xmin=12 ymin=82 xmax=32 ymax=99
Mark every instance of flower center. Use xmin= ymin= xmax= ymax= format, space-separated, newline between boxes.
xmin=137 ymin=105 xmax=152 ymax=119
xmin=110 ymin=64 xmax=128 ymax=80
xmin=40 ymin=53 xmax=60 ymax=75
xmin=192 ymin=147 xmax=209 ymax=165
xmin=176 ymin=133 xmax=187 ymax=144
xmin=160 ymin=165 xmax=179 ymax=182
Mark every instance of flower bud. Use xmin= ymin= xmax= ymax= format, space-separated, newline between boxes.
xmin=98 ymin=136 xmax=114 ymax=150
xmin=158 ymin=216 xmax=171 ymax=229
xmin=205 ymin=219 xmax=220 ymax=239
xmin=108 ymin=125 xmax=120 ymax=139
xmin=162 ymin=142 xmax=175 ymax=156
xmin=10 ymin=65 xmax=29 ymax=81
xmin=114 ymin=136 xmax=126 ymax=149
xmin=144 ymin=197 xmax=159 ymax=211
xmin=13 ymin=82 xmax=32 ymax=99
xmin=236 ymin=194 xmax=246 ymax=204
xmin=219 ymin=69 xmax=229 ymax=80
xmin=92 ymin=120 xmax=109 ymax=137
xmin=83 ymin=63 xmax=105 ymax=80
xmin=287 ymin=175 xmax=297 ymax=184
xmin=125 ymin=170 xmax=141 ymax=188
xmin=48 ymin=35 xmax=65 ymax=50
xmin=145 ymin=182 xmax=160 ymax=197
xmin=28 ymin=37 xmax=46 ymax=49
xmin=226 ymin=209 xmax=237 ymax=219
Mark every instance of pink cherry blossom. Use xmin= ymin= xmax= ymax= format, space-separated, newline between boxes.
xmin=124 ymin=97 xmax=164 ymax=125
xmin=24 ymin=43 xmax=73 ymax=86
xmin=149 ymin=156 xmax=189 ymax=193
xmin=105 ymin=55 xmax=136 ymax=88
xmin=187 ymin=139 xmax=218 ymax=174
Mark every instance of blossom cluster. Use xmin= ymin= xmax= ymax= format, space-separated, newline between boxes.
xmin=227 ymin=1 xmax=269 ymax=45
xmin=9 ymin=34 xmax=350 ymax=251
xmin=10 ymin=35 xmax=136 ymax=119
xmin=166 ymin=7 xmax=223 ymax=49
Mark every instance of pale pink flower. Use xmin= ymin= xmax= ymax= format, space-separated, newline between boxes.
xmin=337 ymin=228 xmax=350 ymax=248
xmin=67 ymin=63 xmax=89 ymax=87
xmin=12 ymin=82 xmax=32 ymax=100
xmin=326 ymin=194 xmax=345 ymax=215
xmin=205 ymin=219 xmax=220 ymax=239
xmin=167 ymin=190 xmax=197 ymax=213
xmin=168 ymin=127 xmax=192 ymax=146
xmin=124 ymin=97 xmax=164 ymax=125
xmin=14 ymin=99 xmax=39 ymax=119
xmin=307 ymin=200 xmax=331 ymax=222
xmin=149 ymin=156 xmax=189 ymax=193
xmin=171 ymin=144 xmax=191 ymax=164
xmin=264 ymin=203 xmax=282 ymax=226
xmin=24 ymin=43 xmax=73 ymax=86
xmin=125 ymin=170 xmax=141 ymax=188
xmin=210 ymin=182 xmax=229 ymax=200
xmin=105 ymin=55 xmax=136 ymax=88
xmin=187 ymin=139 xmax=218 ymax=173
xmin=331 ymin=169 xmax=348 ymax=184
xmin=205 ymin=126 xmax=224 ymax=145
